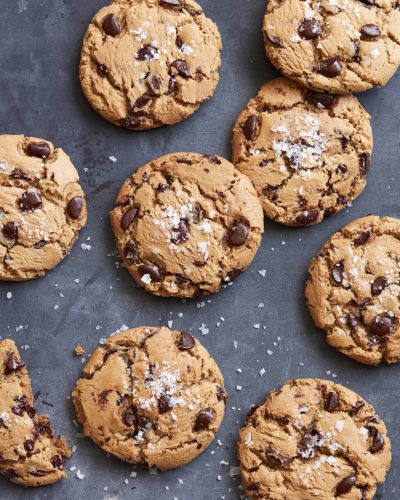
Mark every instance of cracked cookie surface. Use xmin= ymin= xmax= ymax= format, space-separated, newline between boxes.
xmin=232 ymin=78 xmax=372 ymax=227
xmin=80 ymin=0 xmax=222 ymax=130
xmin=263 ymin=0 xmax=400 ymax=94
xmin=306 ymin=215 xmax=400 ymax=365
xmin=238 ymin=378 xmax=391 ymax=500
xmin=0 ymin=135 xmax=87 ymax=281
xmin=0 ymin=339 xmax=70 ymax=487
xmin=110 ymin=152 xmax=264 ymax=298
xmin=72 ymin=326 xmax=227 ymax=470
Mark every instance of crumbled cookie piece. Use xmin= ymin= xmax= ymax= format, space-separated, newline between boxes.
xmin=74 ymin=345 xmax=85 ymax=357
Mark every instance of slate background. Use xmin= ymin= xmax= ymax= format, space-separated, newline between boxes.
xmin=0 ymin=0 xmax=399 ymax=498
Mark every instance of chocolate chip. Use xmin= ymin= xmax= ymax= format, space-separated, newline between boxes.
xmin=216 ymin=386 xmax=227 ymax=404
xmin=147 ymin=74 xmax=162 ymax=93
xmin=332 ymin=261 xmax=344 ymax=284
xmin=323 ymin=207 xmax=336 ymax=219
xmin=124 ymin=406 xmax=138 ymax=427
xmin=265 ymin=447 xmax=289 ymax=468
xmin=34 ymin=240 xmax=47 ymax=249
xmin=193 ymin=202 xmax=205 ymax=224
xmin=134 ymin=93 xmax=153 ymax=109
xmin=371 ymin=276 xmax=387 ymax=296
xmin=158 ymin=394 xmax=172 ymax=414
xmin=50 ymin=455 xmax=65 ymax=470
xmin=336 ymin=164 xmax=348 ymax=174
xmin=171 ymin=220 xmax=189 ymax=244
xmin=11 ymin=397 xmax=36 ymax=418
xmin=26 ymin=142 xmax=50 ymax=159
xmin=194 ymin=408 xmax=215 ymax=431
xmin=168 ymin=76 xmax=178 ymax=94
xmin=335 ymin=475 xmax=357 ymax=496
xmin=346 ymin=312 xmax=359 ymax=332
xmin=136 ymin=44 xmax=158 ymax=61
xmin=102 ymin=14 xmax=120 ymax=36
xmin=299 ymin=429 xmax=321 ymax=458
xmin=296 ymin=209 xmax=319 ymax=225
xmin=298 ymin=18 xmax=321 ymax=40
xmin=307 ymin=91 xmax=338 ymax=110
xmin=124 ymin=241 xmax=138 ymax=262
xmin=9 ymin=168 xmax=32 ymax=180
xmin=18 ymin=190 xmax=42 ymax=211
xmin=67 ymin=196 xmax=84 ymax=220
xmin=120 ymin=116 xmax=141 ymax=129
xmin=324 ymin=391 xmax=339 ymax=412
xmin=266 ymin=33 xmax=283 ymax=47
xmin=317 ymin=58 xmax=343 ymax=78
xmin=204 ymin=154 xmax=221 ymax=165
xmin=24 ymin=440 xmax=35 ymax=453
xmin=359 ymin=153 xmax=370 ymax=176
xmin=171 ymin=59 xmax=190 ymax=78
xmin=2 ymin=222 xmax=17 ymax=241
xmin=4 ymin=353 xmax=25 ymax=375
xmin=369 ymin=313 xmax=395 ymax=337
xmin=34 ymin=419 xmax=52 ymax=437
xmin=177 ymin=331 xmax=195 ymax=351
xmin=121 ymin=207 xmax=138 ymax=230
xmin=242 ymin=115 xmax=258 ymax=141
xmin=354 ymin=231 xmax=371 ymax=246
xmin=361 ymin=24 xmax=381 ymax=40
xmin=227 ymin=221 xmax=249 ymax=247
xmin=349 ymin=400 xmax=365 ymax=416
xmin=138 ymin=264 xmax=161 ymax=283
xmin=369 ymin=427 xmax=385 ymax=453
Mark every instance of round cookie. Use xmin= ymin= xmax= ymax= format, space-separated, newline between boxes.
xmin=263 ymin=0 xmax=400 ymax=94
xmin=72 ymin=326 xmax=227 ymax=470
xmin=238 ymin=379 xmax=391 ymax=500
xmin=80 ymin=0 xmax=222 ymax=130
xmin=232 ymin=78 xmax=372 ymax=227
xmin=110 ymin=153 xmax=264 ymax=298
xmin=306 ymin=215 xmax=400 ymax=365
xmin=0 ymin=135 xmax=87 ymax=281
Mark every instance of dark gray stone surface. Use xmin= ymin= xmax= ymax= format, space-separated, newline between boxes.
xmin=0 ymin=0 xmax=399 ymax=498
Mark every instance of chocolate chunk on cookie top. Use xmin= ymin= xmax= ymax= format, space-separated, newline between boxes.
xmin=80 ymin=0 xmax=222 ymax=130
xmin=263 ymin=0 xmax=400 ymax=94
xmin=306 ymin=216 xmax=400 ymax=365
xmin=238 ymin=379 xmax=391 ymax=500
xmin=232 ymin=78 xmax=372 ymax=227
xmin=0 ymin=135 xmax=87 ymax=281
xmin=110 ymin=153 xmax=264 ymax=298
xmin=72 ymin=326 xmax=227 ymax=470
xmin=0 ymin=339 xmax=70 ymax=487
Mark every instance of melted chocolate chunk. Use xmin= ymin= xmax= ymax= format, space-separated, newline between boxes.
xmin=371 ymin=276 xmax=387 ymax=296
xmin=171 ymin=59 xmax=190 ymax=78
xmin=51 ymin=455 xmax=65 ymax=470
xmin=67 ymin=196 xmax=84 ymax=220
xmin=194 ymin=408 xmax=215 ymax=431
xmin=361 ymin=24 xmax=381 ymax=40
xmin=24 ymin=439 xmax=35 ymax=453
xmin=134 ymin=93 xmax=153 ymax=109
xmin=317 ymin=58 xmax=343 ymax=78
xmin=349 ymin=400 xmax=365 ymax=416
xmin=354 ymin=231 xmax=371 ymax=246
xmin=4 ymin=353 xmax=25 ymax=375
xmin=332 ymin=261 xmax=344 ymax=284
xmin=138 ymin=264 xmax=161 ymax=283
xmin=9 ymin=168 xmax=33 ymax=180
xmin=242 ymin=115 xmax=258 ymax=141
xmin=136 ymin=44 xmax=158 ymax=61
xmin=359 ymin=153 xmax=371 ymax=176
xmin=266 ymin=33 xmax=283 ymax=47
xmin=18 ymin=190 xmax=42 ymax=211
xmin=346 ymin=312 xmax=359 ymax=333
xmin=298 ymin=18 xmax=321 ymax=40
xmin=370 ymin=313 xmax=395 ymax=337
xmin=335 ymin=475 xmax=357 ymax=496
xmin=324 ymin=391 xmax=339 ymax=412
xmin=265 ymin=447 xmax=289 ymax=468
xmin=171 ymin=220 xmax=189 ymax=244
xmin=177 ymin=332 xmax=195 ymax=351
xmin=307 ymin=91 xmax=338 ymax=110
xmin=158 ymin=394 xmax=173 ymax=414
xmin=369 ymin=427 xmax=385 ymax=453
xmin=121 ymin=207 xmax=139 ymax=230
xmin=2 ymin=221 xmax=18 ymax=241
xmin=102 ymin=14 xmax=120 ymax=37
xmin=26 ymin=142 xmax=50 ymax=159
xmin=216 ymin=386 xmax=227 ymax=404
xmin=296 ymin=209 xmax=319 ymax=225
xmin=124 ymin=241 xmax=139 ymax=262
xmin=227 ymin=221 xmax=249 ymax=247
xmin=124 ymin=406 xmax=138 ymax=427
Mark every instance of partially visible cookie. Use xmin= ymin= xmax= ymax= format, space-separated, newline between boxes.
xmin=306 ymin=215 xmax=400 ymax=365
xmin=263 ymin=0 xmax=400 ymax=94
xmin=0 ymin=135 xmax=87 ymax=281
xmin=0 ymin=339 xmax=70 ymax=487
xmin=72 ymin=326 xmax=227 ymax=470
xmin=80 ymin=0 xmax=222 ymax=130
xmin=232 ymin=77 xmax=373 ymax=226
xmin=110 ymin=153 xmax=264 ymax=298
xmin=238 ymin=379 xmax=391 ymax=500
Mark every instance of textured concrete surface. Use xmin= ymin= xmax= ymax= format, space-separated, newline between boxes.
xmin=0 ymin=1 xmax=399 ymax=499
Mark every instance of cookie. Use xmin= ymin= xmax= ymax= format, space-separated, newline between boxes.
xmin=72 ymin=326 xmax=227 ymax=470
xmin=0 ymin=135 xmax=87 ymax=281
xmin=238 ymin=379 xmax=391 ymax=500
xmin=232 ymin=78 xmax=372 ymax=226
xmin=80 ymin=0 xmax=222 ymax=130
xmin=0 ymin=339 xmax=70 ymax=487
xmin=263 ymin=0 xmax=400 ymax=94
xmin=110 ymin=152 xmax=264 ymax=298
xmin=306 ymin=215 xmax=400 ymax=365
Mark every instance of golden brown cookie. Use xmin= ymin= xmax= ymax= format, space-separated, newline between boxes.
xmin=72 ymin=326 xmax=227 ymax=470
xmin=110 ymin=152 xmax=264 ymax=298
xmin=0 ymin=134 xmax=87 ymax=281
xmin=80 ymin=0 xmax=222 ymax=130
xmin=0 ymin=339 xmax=70 ymax=487
xmin=232 ymin=78 xmax=372 ymax=226
xmin=306 ymin=215 xmax=400 ymax=365
xmin=263 ymin=0 xmax=400 ymax=94
xmin=238 ymin=379 xmax=391 ymax=500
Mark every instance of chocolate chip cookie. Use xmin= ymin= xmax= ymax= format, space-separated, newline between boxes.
xmin=238 ymin=379 xmax=391 ymax=499
xmin=306 ymin=215 xmax=400 ymax=365
xmin=0 ymin=339 xmax=70 ymax=487
xmin=232 ymin=78 xmax=372 ymax=226
xmin=80 ymin=0 xmax=222 ymax=130
xmin=110 ymin=153 xmax=264 ymax=298
xmin=72 ymin=326 xmax=227 ymax=470
xmin=0 ymin=135 xmax=87 ymax=281
xmin=263 ymin=0 xmax=400 ymax=94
